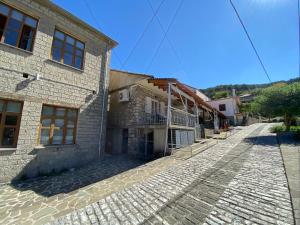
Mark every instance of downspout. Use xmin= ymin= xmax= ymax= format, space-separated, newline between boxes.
xmin=98 ymin=44 xmax=110 ymax=159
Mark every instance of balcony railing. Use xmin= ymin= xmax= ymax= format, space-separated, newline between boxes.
xmin=171 ymin=108 xmax=197 ymax=127
xmin=137 ymin=108 xmax=197 ymax=128
xmin=138 ymin=112 xmax=167 ymax=125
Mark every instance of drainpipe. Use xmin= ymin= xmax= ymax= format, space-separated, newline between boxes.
xmin=98 ymin=44 xmax=110 ymax=159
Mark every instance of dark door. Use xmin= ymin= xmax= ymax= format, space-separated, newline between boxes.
xmin=122 ymin=129 xmax=128 ymax=154
xmin=146 ymin=131 xmax=154 ymax=159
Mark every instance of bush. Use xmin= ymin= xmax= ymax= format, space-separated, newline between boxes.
xmin=270 ymin=125 xmax=285 ymax=133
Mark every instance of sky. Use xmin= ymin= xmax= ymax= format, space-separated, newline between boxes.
xmin=52 ymin=0 xmax=299 ymax=88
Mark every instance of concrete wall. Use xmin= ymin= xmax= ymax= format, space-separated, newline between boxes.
xmin=0 ymin=0 xmax=112 ymax=182
xmin=207 ymin=98 xmax=238 ymax=118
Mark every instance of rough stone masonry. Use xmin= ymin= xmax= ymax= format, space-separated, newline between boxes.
xmin=0 ymin=0 xmax=116 ymax=182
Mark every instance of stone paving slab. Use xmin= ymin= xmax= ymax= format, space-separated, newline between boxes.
xmin=47 ymin=124 xmax=268 ymax=225
xmin=279 ymin=133 xmax=300 ymax=225
xmin=0 ymin=127 xmax=239 ymax=225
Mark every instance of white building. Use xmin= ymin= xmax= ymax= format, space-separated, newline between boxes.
xmin=207 ymin=97 xmax=241 ymax=125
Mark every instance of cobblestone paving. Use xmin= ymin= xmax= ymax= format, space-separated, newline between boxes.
xmin=0 ymin=155 xmax=180 ymax=225
xmin=48 ymin=124 xmax=288 ymax=225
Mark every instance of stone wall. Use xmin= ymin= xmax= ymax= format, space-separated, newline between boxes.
xmin=0 ymin=0 xmax=112 ymax=182
xmin=107 ymin=84 xmax=167 ymax=157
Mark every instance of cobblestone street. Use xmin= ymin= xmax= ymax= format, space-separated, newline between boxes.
xmin=0 ymin=124 xmax=296 ymax=225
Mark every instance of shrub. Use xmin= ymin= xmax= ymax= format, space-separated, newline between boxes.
xmin=270 ymin=125 xmax=285 ymax=133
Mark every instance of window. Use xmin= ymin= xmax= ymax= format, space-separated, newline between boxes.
xmin=0 ymin=99 xmax=23 ymax=148
xmin=0 ymin=2 xmax=38 ymax=51
xmin=39 ymin=105 xmax=78 ymax=145
xmin=51 ymin=30 xmax=85 ymax=69
xmin=219 ymin=104 xmax=226 ymax=111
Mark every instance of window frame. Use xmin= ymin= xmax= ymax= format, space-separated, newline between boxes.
xmin=0 ymin=99 xmax=23 ymax=148
xmin=50 ymin=29 xmax=85 ymax=70
xmin=38 ymin=105 xmax=79 ymax=146
xmin=0 ymin=2 xmax=38 ymax=52
xmin=219 ymin=104 xmax=226 ymax=112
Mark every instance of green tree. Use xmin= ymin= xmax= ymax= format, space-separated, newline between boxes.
xmin=250 ymin=82 xmax=300 ymax=131
xmin=212 ymin=91 xmax=229 ymax=99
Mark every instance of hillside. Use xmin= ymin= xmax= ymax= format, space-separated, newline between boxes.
xmin=200 ymin=77 xmax=300 ymax=99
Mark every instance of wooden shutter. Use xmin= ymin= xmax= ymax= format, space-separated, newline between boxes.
xmin=145 ymin=97 xmax=152 ymax=113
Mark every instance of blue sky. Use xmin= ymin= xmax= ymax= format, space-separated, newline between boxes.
xmin=52 ymin=0 xmax=298 ymax=88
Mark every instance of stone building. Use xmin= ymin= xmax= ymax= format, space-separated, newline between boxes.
xmin=106 ymin=70 xmax=225 ymax=159
xmin=0 ymin=0 xmax=117 ymax=182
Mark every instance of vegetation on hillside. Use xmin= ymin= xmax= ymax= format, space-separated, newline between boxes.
xmin=200 ymin=77 xmax=300 ymax=99
xmin=247 ymin=82 xmax=300 ymax=131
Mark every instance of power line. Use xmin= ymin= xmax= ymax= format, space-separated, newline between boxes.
xmin=229 ymin=0 xmax=272 ymax=83
xmin=83 ymin=0 xmax=123 ymax=67
xmin=120 ymin=0 xmax=166 ymax=69
xmin=146 ymin=0 xmax=184 ymax=73
xmin=146 ymin=0 xmax=187 ymax=77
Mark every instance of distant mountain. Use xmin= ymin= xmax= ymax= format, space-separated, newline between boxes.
xmin=200 ymin=77 xmax=300 ymax=100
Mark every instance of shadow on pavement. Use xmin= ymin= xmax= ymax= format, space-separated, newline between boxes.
xmin=10 ymin=155 xmax=144 ymax=197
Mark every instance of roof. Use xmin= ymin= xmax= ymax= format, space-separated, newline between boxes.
xmin=109 ymin=69 xmax=153 ymax=91
xmin=34 ymin=0 xmax=118 ymax=48
xmin=148 ymin=78 xmax=226 ymax=118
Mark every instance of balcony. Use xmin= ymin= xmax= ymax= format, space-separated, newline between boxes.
xmin=137 ymin=108 xmax=197 ymax=128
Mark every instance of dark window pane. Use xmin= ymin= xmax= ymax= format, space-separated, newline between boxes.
xmin=52 ymin=47 xmax=62 ymax=62
xmin=6 ymin=102 xmax=21 ymax=113
xmin=66 ymin=36 xmax=74 ymax=45
xmin=4 ymin=29 xmax=19 ymax=46
xmin=67 ymin=109 xmax=77 ymax=118
xmin=2 ymin=127 xmax=16 ymax=146
xmin=0 ymin=3 xmax=9 ymax=16
xmin=7 ymin=18 xmax=21 ymax=30
xmin=75 ymin=56 xmax=82 ymax=69
xmin=76 ymin=41 xmax=84 ymax=50
xmin=67 ymin=120 xmax=75 ymax=128
xmin=52 ymin=129 xmax=63 ymax=144
xmin=5 ymin=115 xmax=18 ymax=125
xmin=65 ymin=129 xmax=74 ymax=144
xmin=63 ymin=52 xmax=73 ymax=66
xmin=11 ymin=10 xmax=23 ymax=21
xmin=41 ymin=118 xmax=51 ymax=127
xmin=55 ymin=108 xmax=65 ymax=116
xmin=24 ymin=16 xmax=37 ymax=28
xmin=54 ymin=30 xmax=64 ymax=40
xmin=75 ymin=49 xmax=83 ymax=57
xmin=42 ymin=106 xmax=54 ymax=116
xmin=53 ymin=39 xmax=63 ymax=48
xmin=0 ymin=15 xmax=7 ymax=40
xmin=54 ymin=119 xmax=64 ymax=128
xmin=0 ymin=100 xmax=3 ymax=112
xmin=40 ymin=129 xmax=50 ymax=145
xmin=65 ymin=43 xmax=74 ymax=53
xmin=19 ymin=25 xmax=35 ymax=51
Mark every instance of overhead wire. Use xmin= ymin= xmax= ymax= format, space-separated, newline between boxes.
xmin=145 ymin=0 xmax=184 ymax=73
xmin=120 ymin=0 xmax=166 ymax=70
xmin=229 ymin=0 xmax=272 ymax=83
xmin=146 ymin=0 xmax=187 ymax=77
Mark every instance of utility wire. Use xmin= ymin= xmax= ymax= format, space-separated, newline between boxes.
xmin=147 ymin=0 xmax=187 ymax=77
xmin=229 ymin=0 xmax=272 ymax=83
xmin=83 ymin=0 xmax=123 ymax=67
xmin=120 ymin=0 xmax=166 ymax=70
xmin=146 ymin=0 xmax=184 ymax=73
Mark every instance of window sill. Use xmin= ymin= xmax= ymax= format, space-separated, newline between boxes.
xmin=46 ymin=59 xmax=84 ymax=73
xmin=0 ymin=148 xmax=17 ymax=151
xmin=34 ymin=144 xmax=77 ymax=150
xmin=0 ymin=42 xmax=33 ymax=55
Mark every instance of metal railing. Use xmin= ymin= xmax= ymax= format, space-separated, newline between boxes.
xmin=171 ymin=108 xmax=197 ymax=127
xmin=138 ymin=112 xmax=167 ymax=125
